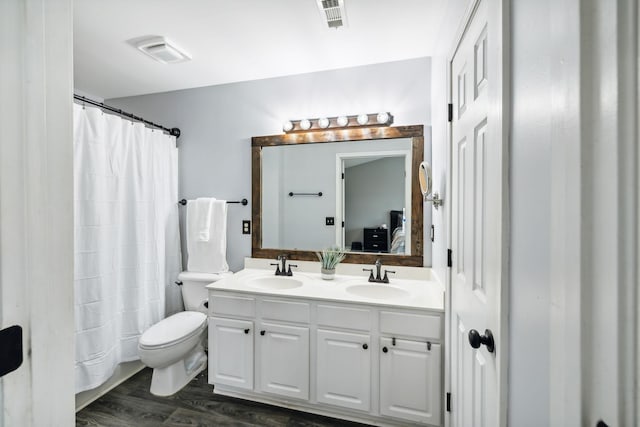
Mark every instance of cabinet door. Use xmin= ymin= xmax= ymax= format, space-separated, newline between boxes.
xmin=208 ymin=317 xmax=253 ymax=390
xmin=380 ymin=338 xmax=442 ymax=425
xmin=257 ymin=322 xmax=309 ymax=400
xmin=317 ymin=329 xmax=371 ymax=411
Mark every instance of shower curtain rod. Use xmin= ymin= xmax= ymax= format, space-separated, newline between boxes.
xmin=73 ymin=94 xmax=181 ymax=138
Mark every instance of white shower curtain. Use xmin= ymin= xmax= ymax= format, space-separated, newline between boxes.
xmin=73 ymin=104 xmax=183 ymax=393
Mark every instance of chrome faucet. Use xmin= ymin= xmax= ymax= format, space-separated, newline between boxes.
xmin=271 ymin=254 xmax=297 ymax=276
xmin=363 ymin=259 xmax=395 ymax=283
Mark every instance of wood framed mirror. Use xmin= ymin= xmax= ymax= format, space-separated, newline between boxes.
xmin=251 ymin=125 xmax=424 ymax=267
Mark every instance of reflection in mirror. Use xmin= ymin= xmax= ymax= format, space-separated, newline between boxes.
xmin=340 ymin=148 xmax=411 ymax=255
xmin=252 ymin=125 xmax=424 ymax=267
xmin=262 ymin=139 xmax=412 ymax=254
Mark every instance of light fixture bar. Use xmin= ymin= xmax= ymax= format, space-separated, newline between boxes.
xmin=283 ymin=112 xmax=393 ymax=133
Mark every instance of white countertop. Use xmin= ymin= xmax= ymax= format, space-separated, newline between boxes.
xmin=206 ymin=268 xmax=444 ymax=312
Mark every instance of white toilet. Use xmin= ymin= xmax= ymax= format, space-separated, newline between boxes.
xmin=138 ymin=271 xmax=231 ymax=396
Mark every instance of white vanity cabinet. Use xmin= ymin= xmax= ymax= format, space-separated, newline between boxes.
xmin=379 ymin=310 xmax=443 ymax=425
xmin=208 ymin=289 xmax=444 ymax=427
xmin=315 ymin=303 xmax=373 ymax=412
xmin=208 ymin=317 xmax=254 ymax=390
xmin=316 ymin=329 xmax=371 ymax=411
xmin=257 ymin=322 xmax=310 ymax=400
xmin=380 ymin=338 xmax=442 ymax=425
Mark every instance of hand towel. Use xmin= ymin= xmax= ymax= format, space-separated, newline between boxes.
xmin=187 ymin=199 xmax=229 ymax=273
xmin=194 ymin=198 xmax=214 ymax=242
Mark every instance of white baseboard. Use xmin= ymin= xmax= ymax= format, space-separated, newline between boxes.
xmin=75 ymin=361 xmax=145 ymax=412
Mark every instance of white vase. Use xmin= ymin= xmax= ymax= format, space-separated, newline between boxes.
xmin=320 ymin=268 xmax=335 ymax=280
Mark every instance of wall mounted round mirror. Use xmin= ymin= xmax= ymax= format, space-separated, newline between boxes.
xmin=418 ymin=161 xmax=433 ymax=198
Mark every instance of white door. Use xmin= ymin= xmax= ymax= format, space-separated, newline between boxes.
xmin=380 ymin=338 xmax=442 ymax=425
xmin=450 ymin=0 xmax=507 ymax=425
xmin=316 ymin=329 xmax=371 ymax=411
xmin=257 ymin=322 xmax=309 ymax=400
xmin=208 ymin=317 xmax=254 ymax=390
xmin=1 ymin=1 xmax=74 ymax=425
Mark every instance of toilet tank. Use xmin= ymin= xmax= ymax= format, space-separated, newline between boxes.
xmin=177 ymin=271 xmax=233 ymax=313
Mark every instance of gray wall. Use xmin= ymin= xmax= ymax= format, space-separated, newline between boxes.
xmin=109 ymin=58 xmax=432 ymax=271
xmin=344 ymin=157 xmax=405 ymax=248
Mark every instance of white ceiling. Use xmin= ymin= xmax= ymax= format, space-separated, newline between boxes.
xmin=74 ymin=0 xmax=451 ymax=99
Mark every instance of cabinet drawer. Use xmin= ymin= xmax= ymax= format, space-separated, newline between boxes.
xmin=260 ymin=299 xmax=310 ymax=324
xmin=380 ymin=311 xmax=442 ymax=340
xmin=363 ymin=229 xmax=386 ymax=240
xmin=363 ymin=241 xmax=388 ymax=252
xmin=210 ymin=293 xmax=255 ymax=318
xmin=317 ymin=304 xmax=372 ymax=331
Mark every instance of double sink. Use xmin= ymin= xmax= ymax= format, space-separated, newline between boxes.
xmin=244 ymin=275 xmax=410 ymax=300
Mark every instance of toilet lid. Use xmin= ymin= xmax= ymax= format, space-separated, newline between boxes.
xmin=178 ymin=271 xmax=233 ymax=283
xmin=139 ymin=311 xmax=207 ymax=348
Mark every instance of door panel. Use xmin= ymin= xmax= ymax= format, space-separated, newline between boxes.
xmin=258 ymin=322 xmax=309 ymax=400
xmin=450 ymin=0 xmax=503 ymax=425
xmin=316 ymin=329 xmax=371 ymax=411
xmin=455 ymin=316 xmax=489 ymax=427
xmin=380 ymin=337 xmax=442 ymax=425
xmin=208 ymin=317 xmax=254 ymax=390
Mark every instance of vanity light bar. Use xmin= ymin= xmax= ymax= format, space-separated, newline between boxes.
xmin=282 ymin=112 xmax=394 ymax=133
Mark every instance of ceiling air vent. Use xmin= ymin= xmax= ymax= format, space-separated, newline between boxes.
xmin=316 ymin=0 xmax=348 ymax=29
xmin=135 ymin=37 xmax=191 ymax=64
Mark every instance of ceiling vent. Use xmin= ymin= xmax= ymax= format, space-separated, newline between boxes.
xmin=316 ymin=0 xmax=348 ymax=29
xmin=135 ymin=37 xmax=191 ymax=64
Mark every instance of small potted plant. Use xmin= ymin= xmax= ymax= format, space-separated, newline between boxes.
xmin=316 ymin=246 xmax=346 ymax=280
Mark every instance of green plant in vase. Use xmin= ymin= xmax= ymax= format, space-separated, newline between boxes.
xmin=316 ymin=246 xmax=346 ymax=280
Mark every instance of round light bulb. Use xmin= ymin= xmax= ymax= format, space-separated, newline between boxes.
xmin=282 ymin=121 xmax=294 ymax=132
xmin=318 ymin=117 xmax=330 ymax=128
xmin=357 ymin=114 xmax=369 ymax=125
xmin=299 ymin=119 xmax=312 ymax=130
xmin=376 ymin=112 xmax=390 ymax=124
xmin=337 ymin=116 xmax=349 ymax=127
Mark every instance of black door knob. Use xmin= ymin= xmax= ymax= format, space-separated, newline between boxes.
xmin=382 ymin=346 xmax=388 ymax=353
xmin=260 ymin=330 xmax=266 ymax=336
xmin=362 ymin=343 xmax=368 ymax=350
xmin=468 ymin=329 xmax=495 ymax=353
xmin=244 ymin=328 xmax=250 ymax=334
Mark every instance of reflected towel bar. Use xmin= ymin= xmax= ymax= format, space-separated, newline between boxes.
xmin=178 ymin=198 xmax=248 ymax=206
xmin=288 ymin=192 xmax=323 ymax=197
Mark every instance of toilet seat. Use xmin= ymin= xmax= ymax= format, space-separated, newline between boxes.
xmin=139 ymin=311 xmax=207 ymax=350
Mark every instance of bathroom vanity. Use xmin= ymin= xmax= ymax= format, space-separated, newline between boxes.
xmin=206 ymin=264 xmax=444 ymax=427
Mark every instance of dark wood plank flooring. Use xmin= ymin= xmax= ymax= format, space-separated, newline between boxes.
xmin=76 ymin=369 xmax=371 ymax=427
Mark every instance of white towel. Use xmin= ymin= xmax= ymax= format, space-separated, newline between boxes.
xmin=186 ymin=199 xmax=229 ymax=273
xmin=194 ymin=198 xmax=215 ymax=242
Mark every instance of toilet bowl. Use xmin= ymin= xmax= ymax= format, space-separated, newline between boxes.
xmin=138 ymin=271 xmax=232 ymax=396
xmin=139 ymin=311 xmax=207 ymax=396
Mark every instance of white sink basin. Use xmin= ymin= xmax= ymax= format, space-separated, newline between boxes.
xmin=346 ymin=284 xmax=410 ymax=300
xmin=246 ymin=276 xmax=304 ymax=290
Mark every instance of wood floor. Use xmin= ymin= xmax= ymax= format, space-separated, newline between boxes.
xmin=76 ymin=368 xmax=371 ymax=427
